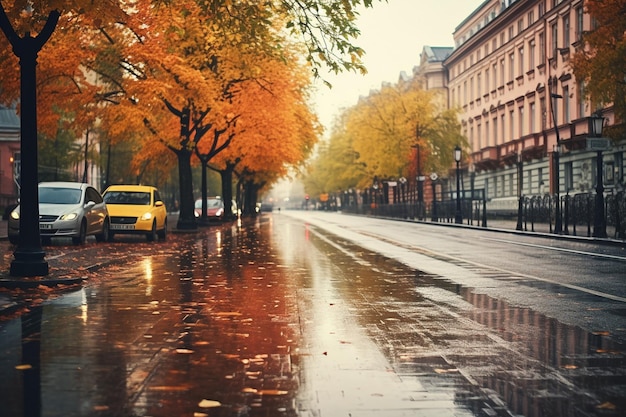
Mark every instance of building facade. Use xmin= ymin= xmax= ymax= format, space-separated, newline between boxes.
xmin=0 ymin=105 xmax=20 ymax=210
xmin=444 ymin=0 xmax=624 ymax=212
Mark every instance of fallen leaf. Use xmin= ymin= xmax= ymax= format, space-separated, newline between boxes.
xmin=258 ymin=389 xmax=288 ymax=396
xmin=198 ymin=399 xmax=221 ymax=408
xmin=176 ymin=348 xmax=194 ymax=354
xmin=15 ymin=364 xmax=32 ymax=370
xmin=596 ymin=402 xmax=616 ymax=410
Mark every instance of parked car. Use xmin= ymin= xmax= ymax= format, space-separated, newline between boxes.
xmin=8 ymin=181 xmax=110 ymax=245
xmin=102 ymin=185 xmax=167 ymax=241
xmin=194 ymin=197 xmax=226 ymax=221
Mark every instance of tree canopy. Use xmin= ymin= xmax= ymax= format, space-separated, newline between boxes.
xmin=303 ymin=76 xmax=466 ymax=197
xmin=570 ymin=0 xmax=626 ymax=137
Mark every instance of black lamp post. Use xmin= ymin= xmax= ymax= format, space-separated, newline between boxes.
xmin=516 ymin=152 xmax=524 ymax=231
xmin=0 ymin=7 xmax=60 ymax=276
xmin=590 ymin=113 xmax=607 ymax=238
xmin=550 ymin=92 xmax=563 ymax=234
xmin=454 ymin=145 xmax=462 ymax=224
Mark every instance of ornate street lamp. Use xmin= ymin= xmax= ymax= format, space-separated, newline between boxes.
xmin=0 ymin=6 xmax=60 ymax=276
xmin=516 ymin=152 xmax=524 ymax=231
xmin=590 ymin=113 xmax=607 ymax=238
xmin=454 ymin=145 xmax=462 ymax=224
xmin=550 ymin=92 xmax=563 ymax=234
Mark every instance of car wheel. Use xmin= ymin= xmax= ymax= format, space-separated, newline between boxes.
xmin=72 ymin=221 xmax=87 ymax=245
xmin=95 ymin=218 xmax=110 ymax=242
xmin=8 ymin=235 xmax=18 ymax=245
xmin=157 ymin=219 xmax=167 ymax=240
xmin=146 ymin=220 xmax=157 ymax=242
xmin=108 ymin=231 xmax=115 ymax=242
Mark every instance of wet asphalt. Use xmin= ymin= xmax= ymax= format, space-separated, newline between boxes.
xmin=0 ymin=212 xmax=624 ymax=417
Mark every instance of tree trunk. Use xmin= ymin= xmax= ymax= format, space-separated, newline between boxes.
xmin=220 ymin=162 xmax=235 ymax=220
xmin=176 ymin=147 xmax=197 ymax=230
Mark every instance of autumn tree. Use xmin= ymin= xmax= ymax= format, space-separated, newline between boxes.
xmin=198 ymin=39 xmax=319 ymax=216
xmin=570 ymin=0 xmax=626 ymax=137
xmin=305 ymin=75 xmax=466 ymax=197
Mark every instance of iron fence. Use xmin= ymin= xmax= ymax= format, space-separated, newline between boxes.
xmin=338 ymin=190 xmax=626 ymax=240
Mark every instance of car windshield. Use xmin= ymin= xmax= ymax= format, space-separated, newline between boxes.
xmin=104 ymin=191 xmax=151 ymax=205
xmin=39 ymin=187 xmax=82 ymax=204
xmin=195 ymin=199 xmax=223 ymax=208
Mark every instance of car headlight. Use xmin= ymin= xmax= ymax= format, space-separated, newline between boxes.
xmin=60 ymin=213 xmax=78 ymax=221
xmin=140 ymin=212 xmax=153 ymax=221
xmin=10 ymin=210 xmax=19 ymax=220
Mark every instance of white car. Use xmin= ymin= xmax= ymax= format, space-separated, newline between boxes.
xmin=8 ymin=182 xmax=110 ymax=245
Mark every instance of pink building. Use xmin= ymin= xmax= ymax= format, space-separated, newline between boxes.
xmin=443 ymin=0 xmax=623 ymax=211
xmin=0 ymin=105 xmax=20 ymax=211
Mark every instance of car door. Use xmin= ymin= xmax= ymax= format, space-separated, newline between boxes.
xmin=85 ymin=187 xmax=107 ymax=234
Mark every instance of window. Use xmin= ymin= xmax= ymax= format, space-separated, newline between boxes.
xmin=576 ymin=6 xmax=584 ymax=40
xmin=540 ymin=97 xmax=547 ymax=130
xmin=485 ymin=68 xmax=490 ymax=92
xmin=552 ymin=94 xmax=559 ymax=127
xmin=485 ymin=44 xmax=489 ymax=57
xmin=477 ymin=123 xmax=482 ymax=149
xmin=529 ymin=39 xmax=535 ymax=69
xmin=509 ymin=53 xmax=515 ymax=80
xmin=551 ymin=22 xmax=558 ymax=57
xmin=500 ymin=32 xmax=505 ymax=46
xmin=486 ymin=120 xmax=490 ymax=146
xmin=518 ymin=106 xmax=524 ymax=137
xmin=530 ymin=102 xmax=536 ymax=132
xmin=500 ymin=58 xmax=505 ymax=85
xmin=493 ymin=62 xmax=498 ymax=89
xmin=539 ymin=32 xmax=546 ymax=64
xmin=518 ymin=18 xmax=524 ymax=33
xmin=518 ymin=47 xmax=524 ymax=75
xmin=501 ymin=114 xmax=506 ymax=143
xmin=463 ymin=80 xmax=467 ymax=104
xmin=563 ymin=15 xmax=570 ymax=47
xmin=493 ymin=38 xmax=498 ymax=52
xmin=508 ymin=112 xmax=513 ymax=141
xmin=477 ymin=73 xmax=482 ymax=96
xmin=565 ymin=162 xmax=573 ymax=192
xmin=509 ymin=26 xmax=514 ymax=41
xmin=470 ymin=77 xmax=474 ymax=100
xmin=493 ymin=117 xmax=498 ymax=144
xmin=563 ymin=86 xmax=570 ymax=123
xmin=528 ymin=10 xmax=535 ymax=25
xmin=539 ymin=1 xmax=545 ymax=17
xmin=577 ymin=82 xmax=585 ymax=118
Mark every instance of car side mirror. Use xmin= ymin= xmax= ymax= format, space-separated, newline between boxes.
xmin=155 ymin=201 xmax=164 ymax=207
xmin=85 ymin=201 xmax=96 ymax=208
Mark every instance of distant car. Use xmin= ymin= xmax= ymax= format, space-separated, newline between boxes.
xmin=194 ymin=197 xmax=225 ymax=221
xmin=8 ymin=181 xmax=110 ymax=245
xmin=103 ymin=185 xmax=167 ymax=241
xmin=260 ymin=202 xmax=274 ymax=212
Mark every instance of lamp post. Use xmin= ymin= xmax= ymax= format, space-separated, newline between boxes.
xmin=550 ymin=92 xmax=563 ymax=234
xmin=454 ymin=145 xmax=462 ymax=224
xmin=0 ymin=6 xmax=60 ymax=276
xmin=590 ymin=113 xmax=607 ymax=238
xmin=516 ymin=152 xmax=524 ymax=231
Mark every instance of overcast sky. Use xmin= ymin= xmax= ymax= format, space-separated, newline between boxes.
xmin=312 ymin=0 xmax=483 ymax=136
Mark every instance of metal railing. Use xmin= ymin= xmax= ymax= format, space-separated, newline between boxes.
xmin=338 ymin=190 xmax=626 ymax=240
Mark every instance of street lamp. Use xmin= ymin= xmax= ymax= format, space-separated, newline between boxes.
xmin=590 ymin=113 xmax=607 ymax=238
xmin=0 ymin=6 xmax=60 ymax=276
xmin=454 ymin=145 xmax=462 ymax=224
xmin=550 ymin=92 xmax=563 ymax=234
xmin=516 ymin=152 xmax=524 ymax=231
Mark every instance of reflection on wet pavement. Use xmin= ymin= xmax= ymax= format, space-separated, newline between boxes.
xmin=0 ymin=214 xmax=624 ymax=417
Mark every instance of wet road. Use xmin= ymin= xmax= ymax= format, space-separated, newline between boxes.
xmin=0 ymin=211 xmax=624 ymax=417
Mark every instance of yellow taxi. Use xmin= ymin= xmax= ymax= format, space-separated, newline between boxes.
xmin=102 ymin=185 xmax=167 ymax=241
